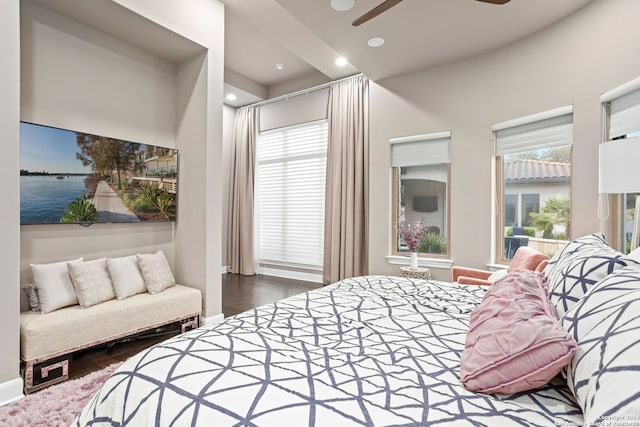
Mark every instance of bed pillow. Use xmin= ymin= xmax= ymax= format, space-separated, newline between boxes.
xmin=31 ymin=257 xmax=82 ymax=314
xmin=544 ymin=233 xmax=638 ymax=317
xmin=107 ymin=255 xmax=147 ymax=300
xmin=560 ymin=265 xmax=640 ymax=424
xmin=137 ymin=250 xmax=175 ymax=294
xmin=627 ymin=246 xmax=640 ymax=264
xmin=460 ymin=270 xmax=577 ymax=394
xmin=22 ymin=283 xmax=41 ymax=312
xmin=67 ymin=258 xmax=116 ymax=308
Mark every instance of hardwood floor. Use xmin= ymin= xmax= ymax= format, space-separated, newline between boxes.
xmin=68 ymin=274 xmax=321 ymax=380
xmin=222 ymin=273 xmax=321 ymax=316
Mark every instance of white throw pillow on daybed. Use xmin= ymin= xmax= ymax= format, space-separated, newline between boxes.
xmin=31 ymin=257 xmax=83 ymax=314
xmin=67 ymin=258 xmax=116 ymax=308
xmin=107 ymin=255 xmax=147 ymax=300
xmin=137 ymin=250 xmax=176 ymax=294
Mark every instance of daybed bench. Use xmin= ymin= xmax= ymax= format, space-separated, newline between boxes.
xmin=20 ymin=250 xmax=202 ymax=394
xmin=20 ymin=284 xmax=201 ymax=393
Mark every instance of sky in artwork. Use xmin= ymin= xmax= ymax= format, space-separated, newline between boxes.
xmin=20 ymin=122 xmax=92 ymax=174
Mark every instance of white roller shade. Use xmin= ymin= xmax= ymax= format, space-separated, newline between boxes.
xmin=493 ymin=107 xmax=573 ymax=155
xmin=608 ymin=89 xmax=640 ymax=139
xmin=391 ymin=131 xmax=451 ymax=167
xmin=257 ymin=120 xmax=327 ymax=270
xmin=259 ymin=88 xmax=329 ymax=132
xmin=400 ymin=164 xmax=448 ymax=183
xmin=599 ymin=137 xmax=640 ymax=193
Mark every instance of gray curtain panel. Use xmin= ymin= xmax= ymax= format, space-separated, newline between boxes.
xmin=323 ymin=75 xmax=370 ymax=284
xmin=227 ymin=107 xmax=257 ymax=275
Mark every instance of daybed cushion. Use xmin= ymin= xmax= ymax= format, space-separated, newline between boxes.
xmin=561 ymin=264 xmax=640 ymax=424
xmin=137 ymin=251 xmax=176 ymax=294
xmin=20 ymin=284 xmax=201 ymax=361
xmin=460 ymin=270 xmax=577 ymax=394
xmin=107 ymin=255 xmax=147 ymax=300
xmin=67 ymin=258 xmax=116 ymax=308
xmin=31 ymin=257 xmax=83 ymax=314
xmin=544 ymin=233 xmax=637 ymax=317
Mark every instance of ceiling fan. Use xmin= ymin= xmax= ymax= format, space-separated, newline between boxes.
xmin=352 ymin=0 xmax=511 ymax=27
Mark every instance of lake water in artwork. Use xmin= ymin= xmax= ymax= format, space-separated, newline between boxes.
xmin=20 ymin=175 xmax=89 ymax=224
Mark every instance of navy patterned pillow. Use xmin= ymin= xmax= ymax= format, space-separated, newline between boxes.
xmin=560 ymin=265 xmax=640 ymax=424
xmin=544 ymin=233 xmax=637 ymax=317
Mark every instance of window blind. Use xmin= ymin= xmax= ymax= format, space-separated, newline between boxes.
xmin=607 ymin=88 xmax=640 ymax=139
xmin=256 ymin=120 xmax=327 ymax=270
xmin=390 ymin=131 xmax=451 ymax=167
xmin=493 ymin=106 xmax=573 ymax=155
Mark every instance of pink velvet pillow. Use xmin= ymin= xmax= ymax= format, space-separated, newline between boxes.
xmin=460 ymin=270 xmax=577 ymax=394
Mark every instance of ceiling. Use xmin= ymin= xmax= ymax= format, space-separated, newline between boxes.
xmin=222 ymin=0 xmax=594 ymax=107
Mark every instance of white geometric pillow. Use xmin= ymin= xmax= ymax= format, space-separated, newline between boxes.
xmin=107 ymin=255 xmax=147 ymax=300
xmin=544 ymin=233 xmax=638 ymax=317
xmin=67 ymin=258 xmax=116 ymax=308
xmin=137 ymin=250 xmax=175 ymax=294
xmin=31 ymin=257 xmax=82 ymax=314
xmin=560 ymin=264 xmax=640 ymax=424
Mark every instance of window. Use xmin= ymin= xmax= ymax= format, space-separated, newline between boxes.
xmin=256 ymin=120 xmax=328 ymax=270
xmin=601 ymin=80 xmax=640 ymax=254
xmin=391 ymin=132 xmax=450 ymax=257
xmin=493 ymin=107 xmax=573 ymax=261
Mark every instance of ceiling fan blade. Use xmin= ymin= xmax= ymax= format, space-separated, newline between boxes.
xmin=352 ymin=0 xmax=402 ymax=27
xmin=475 ymin=0 xmax=510 ymax=4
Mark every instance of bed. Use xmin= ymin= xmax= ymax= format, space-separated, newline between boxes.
xmin=74 ymin=275 xmax=583 ymax=426
xmin=75 ymin=233 xmax=640 ymax=426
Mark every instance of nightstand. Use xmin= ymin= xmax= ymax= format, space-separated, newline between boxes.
xmin=399 ymin=266 xmax=431 ymax=280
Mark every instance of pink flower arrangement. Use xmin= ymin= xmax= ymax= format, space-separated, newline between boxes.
xmin=397 ymin=219 xmax=425 ymax=252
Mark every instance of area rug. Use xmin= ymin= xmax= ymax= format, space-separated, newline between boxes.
xmin=0 ymin=362 xmax=121 ymax=427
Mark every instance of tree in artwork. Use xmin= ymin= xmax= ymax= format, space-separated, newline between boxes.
xmin=75 ymin=133 xmax=140 ymax=189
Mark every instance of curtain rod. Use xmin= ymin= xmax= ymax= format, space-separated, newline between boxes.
xmin=239 ymin=73 xmax=364 ymax=110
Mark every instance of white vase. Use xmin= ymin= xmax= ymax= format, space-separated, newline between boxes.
xmin=409 ymin=252 xmax=419 ymax=269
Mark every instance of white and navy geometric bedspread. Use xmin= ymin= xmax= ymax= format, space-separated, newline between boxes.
xmin=74 ymin=276 xmax=583 ymax=426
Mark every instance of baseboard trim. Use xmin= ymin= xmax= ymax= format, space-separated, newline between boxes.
xmin=0 ymin=377 xmax=24 ymax=407
xmin=202 ymin=313 xmax=225 ymax=326
xmin=221 ymin=265 xmax=228 ymax=274
xmin=258 ymin=267 xmax=323 ymax=283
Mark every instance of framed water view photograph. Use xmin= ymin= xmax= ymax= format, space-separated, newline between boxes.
xmin=20 ymin=122 xmax=178 ymax=225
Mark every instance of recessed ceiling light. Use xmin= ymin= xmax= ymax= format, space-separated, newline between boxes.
xmin=330 ymin=0 xmax=355 ymax=12
xmin=275 ymin=63 xmax=285 ymax=70
xmin=367 ymin=37 xmax=385 ymax=48
xmin=226 ymin=93 xmax=237 ymax=101
xmin=335 ymin=57 xmax=348 ymax=67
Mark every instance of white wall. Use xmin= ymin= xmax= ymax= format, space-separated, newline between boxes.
xmin=368 ymin=0 xmax=640 ymax=278
xmin=267 ymin=70 xmax=330 ymax=99
xmin=20 ymin=1 xmax=177 ymax=147
xmin=0 ymin=0 xmax=23 ymax=405
xmin=5 ymin=0 xmax=224 ymax=401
